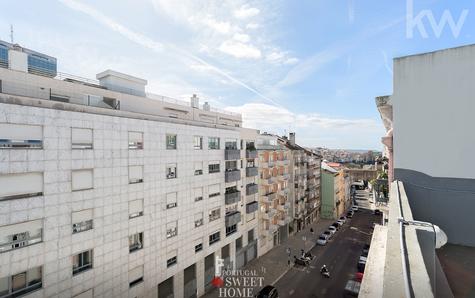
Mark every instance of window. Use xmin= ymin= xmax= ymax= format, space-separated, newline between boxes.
xmin=209 ymin=208 xmax=221 ymax=222
xmin=72 ymin=250 xmax=93 ymax=275
xmin=166 ymin=134 xmax=177 ymax=149
xmin=72 ymin=169 xmax=93 ymax=191
xmin=129 ymin=199 xmax=144 ymax=219
xmin=193 ymin=136 xmax=203 ymax=150
xmin=194 ymin=162 xmax=203 ymax=176
xmin=194 ymin=212 xmax=204 ymax=228
xmin=166 ymin=221 xmax=178 ymax=239
xmin=0 ymin=123 xmax=42 ymax=149
xmin=226 ymin=224 xmax=237 ymax=236
xmin=128 ymin=131 xmax=143 ymax=149
xmin=0 ymin=266 xmax=42 ymax=297
xmin=166 ymin=164 xmax=177 ymax=179
xmin=247 ymin=212 xmax=256 ymax=222
xmin=129 ymin=232 xmax=144 ymax=253
xmin=208 ymin=184 xmax=220 ymax=198
xmin=129 ymin=265 xmax=144 ymax=288
xmin=0 ymin=172 xmax=43 ymax=200
xmin=208 ymin=162 xmax=220 ymax=174
xmin=225 ymin=139 xmax=238 ymax=150
xmin=236 ymin=236 xmax=243 ymax=250
xmin=0 ymin=219 xmax=43 ymax=252
xmin=166 ymin=192 xmax=177 ymax=209
xmin=72 ymin=209 xmax=93 ymax=234
xmin=208 ymin=137 xmax=220 ymax=150
xmin=167 ymin=256 xmax=177 ymax=268
xmin=209 ymin=231 xmax=220 ymax=245
xmin=195 ymin=243 xmax=203 ymax=253
xmin=225 ymin=160 xmax=238 ymax=171
xmin=194 ymin=187 xmax=203 ymax=202
xmin=128 ymin=165 xmax=144 ymax=184
xmin=248 ymin=229 xmax=255 ymax=242
xmin=71 ymin=128 xmax=93 ymax=149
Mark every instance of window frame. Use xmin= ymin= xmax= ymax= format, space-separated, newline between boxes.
xmin=193 ymin=136 xmax=203 ymax=150
xmin=72 ymin=249 xmax=93 ymax=275
xmin=129 ymin=232 xmax=144 ymax=253
xmin=166 ymin=134 xmax=177 ymax=150
xmin=208 ymin=137 xmax=220 ymax=150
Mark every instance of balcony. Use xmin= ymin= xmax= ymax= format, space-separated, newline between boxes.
xmin=246 ymin=149 xmax=258 ymax=159
xmin=246 ymin=167 xmax=258 ymax=177
xmin=225 ymin=169 xmax=241 ymax=183
xmin=262 ymin=192 xmax=276 ymax=202
xmin=225 ymin=190 xmax=241 ymax=205
xmin=225 ymin=211 xmax=241 ymax=227
xmin=245 ymin=183 xmax=257 ymax=196
xmin=225 ymin=149 xmax=241 ymax=160
xmin=246 ymin=201 xmax=258 ymax=214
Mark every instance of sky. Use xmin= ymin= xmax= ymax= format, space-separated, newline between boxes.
xmin=1 ymin=0 xmax=474 ymax=150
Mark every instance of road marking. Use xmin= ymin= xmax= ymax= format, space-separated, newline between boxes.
xmin=289 ymin=289 xmax=295 ymax=296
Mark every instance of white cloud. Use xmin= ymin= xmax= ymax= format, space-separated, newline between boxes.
xmin=192 ymin=16 xmax=232 ymax=34
xmin=284 ymin=57 xmax=299 ymax=65
xmin=218 ymin=40 xmax=262 ymax=59
xmin=233 ymin=33 xmax=251 ymax=43
xmin=226 ymin=103 xmax=383 ymax=149
xmin=234 ymin=5 xmax=260 ymax=19
xmin=246 ymin=23 xmax=260 ymax=29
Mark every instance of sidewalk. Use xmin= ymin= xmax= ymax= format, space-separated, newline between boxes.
xmin=202 ymin=218 xmax=333 ymax=297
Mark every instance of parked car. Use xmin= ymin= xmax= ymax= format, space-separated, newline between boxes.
xmin=328 ymin=226 xmax=337 ymax=234
xmin=339 ymin=216 xmax=347 ymax=223
xmin=373 ymin=209 xmax=382 ymax=215
xmin=362 ymin=246 xmax=370 ymax=257
xmin=346 ymin=211 xmax=353 ymax=218
xmin=320 ymin=233 xmax=330 ymax=240
xmin=317 ymin=235 xmax=328 ymax=245
xmin=331 ymin=223 xmax=340 ymax=230
xmin=256 ymin=285 xmax=279 ymax=298
xmin=344 ymin=280 xmax=361 ymax=297
xmin=336 ymin=220 xmax=344 ymax=226
xmin=323 ymin=230 xmax=333 ymax=240
xmin=352 ymin=206 xmax=359 ymax=212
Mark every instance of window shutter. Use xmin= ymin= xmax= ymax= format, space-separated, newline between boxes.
xmin=166 ymin=193 xmax=177 ymax=205
xmin=128 ymin=266 xmax=143 ymax=283
xmin=129 ymin=166 xmax=143 ymax=181
xmin=129 ymin=199 xmax=143 ymax=214
xmin=0 ymin=219 xmax=42 ymax=236
xmin=0 ymin=172 xmax=43 ymax=198
xmin=72 ymin=209 xmax=93 ymax=223
xmin=72 ymin=128 xmax=93 ymax=144
xmin=208 ymin=184 xmax=220 ymax=194
xmin=0 ymin=123 xmax=42 ymax=141
xmin=128 ymin=132 xmax=143 ymax=143
xmin=71 ymin=169 xmax=93 ymax=191
xmin=194 ymin=162 xmax=202 ymax=171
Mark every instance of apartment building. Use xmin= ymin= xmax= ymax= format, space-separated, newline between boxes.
xmin=320 ymin=162 xmax=341 ymax=220
xmin=279 ymin=133 xmax=322 ymax=233
xmin=256 ymin=134 xmax=291 ymax=257
xmin=0 ymin=41 xmax=259 ymax=298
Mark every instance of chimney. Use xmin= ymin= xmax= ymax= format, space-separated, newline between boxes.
xmin=203 ymin=102 xmax=211 ymax=111
xmin=190 ymin=94 xmax=199 ymax=108
xmin=289 ymin=132 xmax=296 ymax=145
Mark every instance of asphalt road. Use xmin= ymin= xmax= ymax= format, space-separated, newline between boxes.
xmin=274 ymin=209 xmax=381 ymax=298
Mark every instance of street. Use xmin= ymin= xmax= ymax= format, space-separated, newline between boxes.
xmin=274 ymin=209 xmax=381 ymax=298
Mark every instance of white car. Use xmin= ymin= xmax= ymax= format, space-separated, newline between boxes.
xmin=317 ymin=235 xmax=328 ymax=245
xmin=336 ymin=220 xmax=344 ymax=226
xmin=352 ymin=206 xmax=359 ymax=212
xmin=328 ymin=226 xmax=337 ymax=235
xmin=323 ymin=231 xmax=333 ymax=240
xmin=339 ymin=216 xmax=347 ymax=223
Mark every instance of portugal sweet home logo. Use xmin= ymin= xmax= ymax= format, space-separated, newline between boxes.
xmin=213 ymin=256 xmax=265 ymax=298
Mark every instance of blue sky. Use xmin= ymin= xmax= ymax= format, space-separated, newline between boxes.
xmin=1 ymin=0 xmax=474 ymax=150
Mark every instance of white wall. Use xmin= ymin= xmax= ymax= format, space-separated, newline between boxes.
xmin=392 ymin=45 xmax=475 ymax=179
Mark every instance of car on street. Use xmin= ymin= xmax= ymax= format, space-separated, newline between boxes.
xmin=317 ymin=235 xmax=328 ymax=245
xmin=331 ymin=223 xmax=340 ymax=230
xmin=362 ymin=247 xmax=369 ymax=257
xmin=323 ymin=230 xmax=332 ymax=240
xmin=346 ymin=211 xmax=353 ymax=218
xmin=328 ymin=226 xmax=337 ymax=234
xmin=373 ymin=209 xmax=382 ymax=215
xmin=352 ymin=206 xmax=359 ymax=212
xmin=339 ymin=216 xmax=347 ymax=223
xmin=344 ymin=280 xmax=361 ymax=297
xmin=336 ymin=220 xmax=344 ymax=226
xmin=256 ymin=285 xmax=279 ymax=298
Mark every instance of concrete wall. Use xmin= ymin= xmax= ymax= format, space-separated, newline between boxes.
xmin=392 ymin=45 xmax=475 ymax=247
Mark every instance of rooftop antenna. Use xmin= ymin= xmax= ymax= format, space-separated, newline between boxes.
xmin=10 ymin=25 xmax=14 ymax=43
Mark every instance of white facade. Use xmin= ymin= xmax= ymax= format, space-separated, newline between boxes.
xmin=0 ymin=63 xmax=259 ymax=298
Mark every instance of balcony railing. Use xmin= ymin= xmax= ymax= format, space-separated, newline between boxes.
xmin=246 ymin=183 xmax=258 ymax=196
xmin=225 ymin=190 xmax=241 ymax=205
xmin=225 ymin=211 xmax=241 ymax=227
xmin=225 ymin=149 xmax=241 ymax=160
xmin=225 ymin=169 xmax=241 ymax=183
xmin=246 ymin=149 xmax=258 ymax=159
xmin=246 ymin=167 xmax=258 ymax=177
